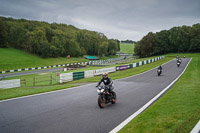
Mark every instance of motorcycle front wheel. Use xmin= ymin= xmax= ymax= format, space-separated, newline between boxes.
xmin=98 ymin=95 xmax=105 ymax=108
xmin=158 ymin=72 xmax=161 ymax=76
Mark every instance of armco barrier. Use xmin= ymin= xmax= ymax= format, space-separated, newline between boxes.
xmin=84 ymin=70 xmax=94 ymax=78
xmin=60 ymin=72 xmax=73 ymax=83
xmin=129 ymin=64 xmax=133 ymax=68
xmin=0 ymin=79 xmax=20 ymax=89
xmin=73 ymin=72 xmax=84 ymax=80
xmin=136 ymin=62 xmax=139 ymax=67
xmin=139 ymin=61 xmax=142 ymax=66
xmin=133 ymin=63 xmax=136 ymax=68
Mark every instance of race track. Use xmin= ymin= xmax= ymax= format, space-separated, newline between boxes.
xmin=0 ymin=58 xmax=191 ymax=133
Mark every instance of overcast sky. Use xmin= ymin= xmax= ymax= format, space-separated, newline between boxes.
xmin=0 ymin=0 xmax=200 ymax=41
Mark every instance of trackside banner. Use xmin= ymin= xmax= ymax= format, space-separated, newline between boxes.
xmin=0 ymin=79 xmax=20 ymax=89
xmin=94 ymin=67 xmax=116 ymax=76
xmin=116 ymin=65 xmax=130 ymax=71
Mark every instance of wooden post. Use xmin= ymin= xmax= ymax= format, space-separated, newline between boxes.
xmin=50 ymin=74 xmax=52 ymax=85
xmin=33 ymin=77 xmax=35 ymax=86
xmin=55 ymin=72 xmax=56 ymax=82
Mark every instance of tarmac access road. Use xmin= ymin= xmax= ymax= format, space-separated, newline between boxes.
xmin=0 ymin=58 xmax=190 ymax=133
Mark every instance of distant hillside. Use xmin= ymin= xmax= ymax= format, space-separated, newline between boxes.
xmin=0 ymin=16 xmax=120 ymax=58
xmin=120 ymin=43 xmax=135 ymax=54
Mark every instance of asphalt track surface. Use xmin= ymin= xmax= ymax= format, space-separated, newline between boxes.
xmin=0 ymin=58 xmax=190 ymax=133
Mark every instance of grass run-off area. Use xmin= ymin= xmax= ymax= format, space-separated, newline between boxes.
xmin=0 ymin=48 xmax=87 ymax=71
xmin=0 ymin=56 xmax=173 ymax=100
xmin=119 ymin=53 xmax=200 ymax=133
xmin=0 ymin=48 xmax=119 ymax=71
xmin=120 ymin=43 xmax=135 ymax=54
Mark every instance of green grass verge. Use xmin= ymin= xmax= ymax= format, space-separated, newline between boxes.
xmin=120 ymin=43 xmax=135 ymax=54
xmin=119 ymin=53 xmax=200 ymax=133
xmin=0 ymin=48 xmax=88 ymax=71
xmin=0 ymin=56 xmax=173 ymax=100
xmin=0 ymin=48 xmax=120 ymax=71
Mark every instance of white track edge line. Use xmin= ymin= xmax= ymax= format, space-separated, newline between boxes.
xmin=190 ymin=120 xmax=200 ymax=133
xmin=0 ymin=57 xmax=172 ymax=103
xmin=109 ymin=58 xmax=192 ymax=133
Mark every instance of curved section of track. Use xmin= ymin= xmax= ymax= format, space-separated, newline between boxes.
xmin=0 ymin=58 xmax=190 ymax=133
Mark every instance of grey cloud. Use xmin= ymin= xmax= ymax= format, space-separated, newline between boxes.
xmin=0 ymin=0 xmax=199 ymax=41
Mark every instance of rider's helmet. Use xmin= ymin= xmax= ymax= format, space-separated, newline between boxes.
xmin=102 ymin=72 xmax=108 ymax=79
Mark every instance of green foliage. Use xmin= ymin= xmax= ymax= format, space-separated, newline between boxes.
xmin=0 ymin=18 xmax=7 ymax=47
xmin=135 ymin=24 xmax=200 ymax=57
xmin=0 ymin=16 xmax=119 ymax=58
xmin=108 ymin=39 xmax=119 ymax=55
xmin=120 ymin=43 xmax=135 ymax=54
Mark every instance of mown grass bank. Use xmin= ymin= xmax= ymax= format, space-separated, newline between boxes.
xmin=0 ymin=48 xmax=124 ymax=72
xmin=119 ymin=53 xmax=200 ymax=133
xmin=0 ymin=48 xmax=88 ymax=71
xmin=120 ymin=43 xmax=135 ymax=54
xmin=0 ymin=56 xmax=173 ymax=100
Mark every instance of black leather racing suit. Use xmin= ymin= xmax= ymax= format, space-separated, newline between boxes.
xmin=97 ymin=77 xmax=113 ymax=92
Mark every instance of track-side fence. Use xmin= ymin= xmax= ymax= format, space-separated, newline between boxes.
xmin=60 ymin=56 xmax=165 ymax=83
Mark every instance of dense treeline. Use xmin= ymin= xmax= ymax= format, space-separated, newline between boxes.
xmin=134 ymin=24 xmax=200 ymax=57
xmin=0 ymin=16 xmax=120 ymax=58
xmin=121 ymin=40 xmax=136 ymax=44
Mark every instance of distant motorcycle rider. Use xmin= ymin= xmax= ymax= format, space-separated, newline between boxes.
xmin=158 ymin=65 xmax=162 ymax=70
xmin=96 ymin=72 xmax=113 ymax=92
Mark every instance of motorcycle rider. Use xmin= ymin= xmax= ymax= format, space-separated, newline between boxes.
xmin=158 ymin=65 xmax=162 ymax=70
xmin=96 ymin=72 xmax=113 ymax=93
xmin=179 ymin=58 xmax=182 ymax=63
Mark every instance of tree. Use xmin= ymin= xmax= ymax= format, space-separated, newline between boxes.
xmin=135 ymin=32 xmax=155 ymax=57
xmin=0 ymin=16 xmax=134 ymax=58
xmin=108 ymin=39 xmax=118 ymax=55
xmin=189 ymin=24 xmax=200 ymax=52
xmin=154 ymin=30 xmax=169 ymax=54
xmin=0 ymin=18 xmax=7 ymax=47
